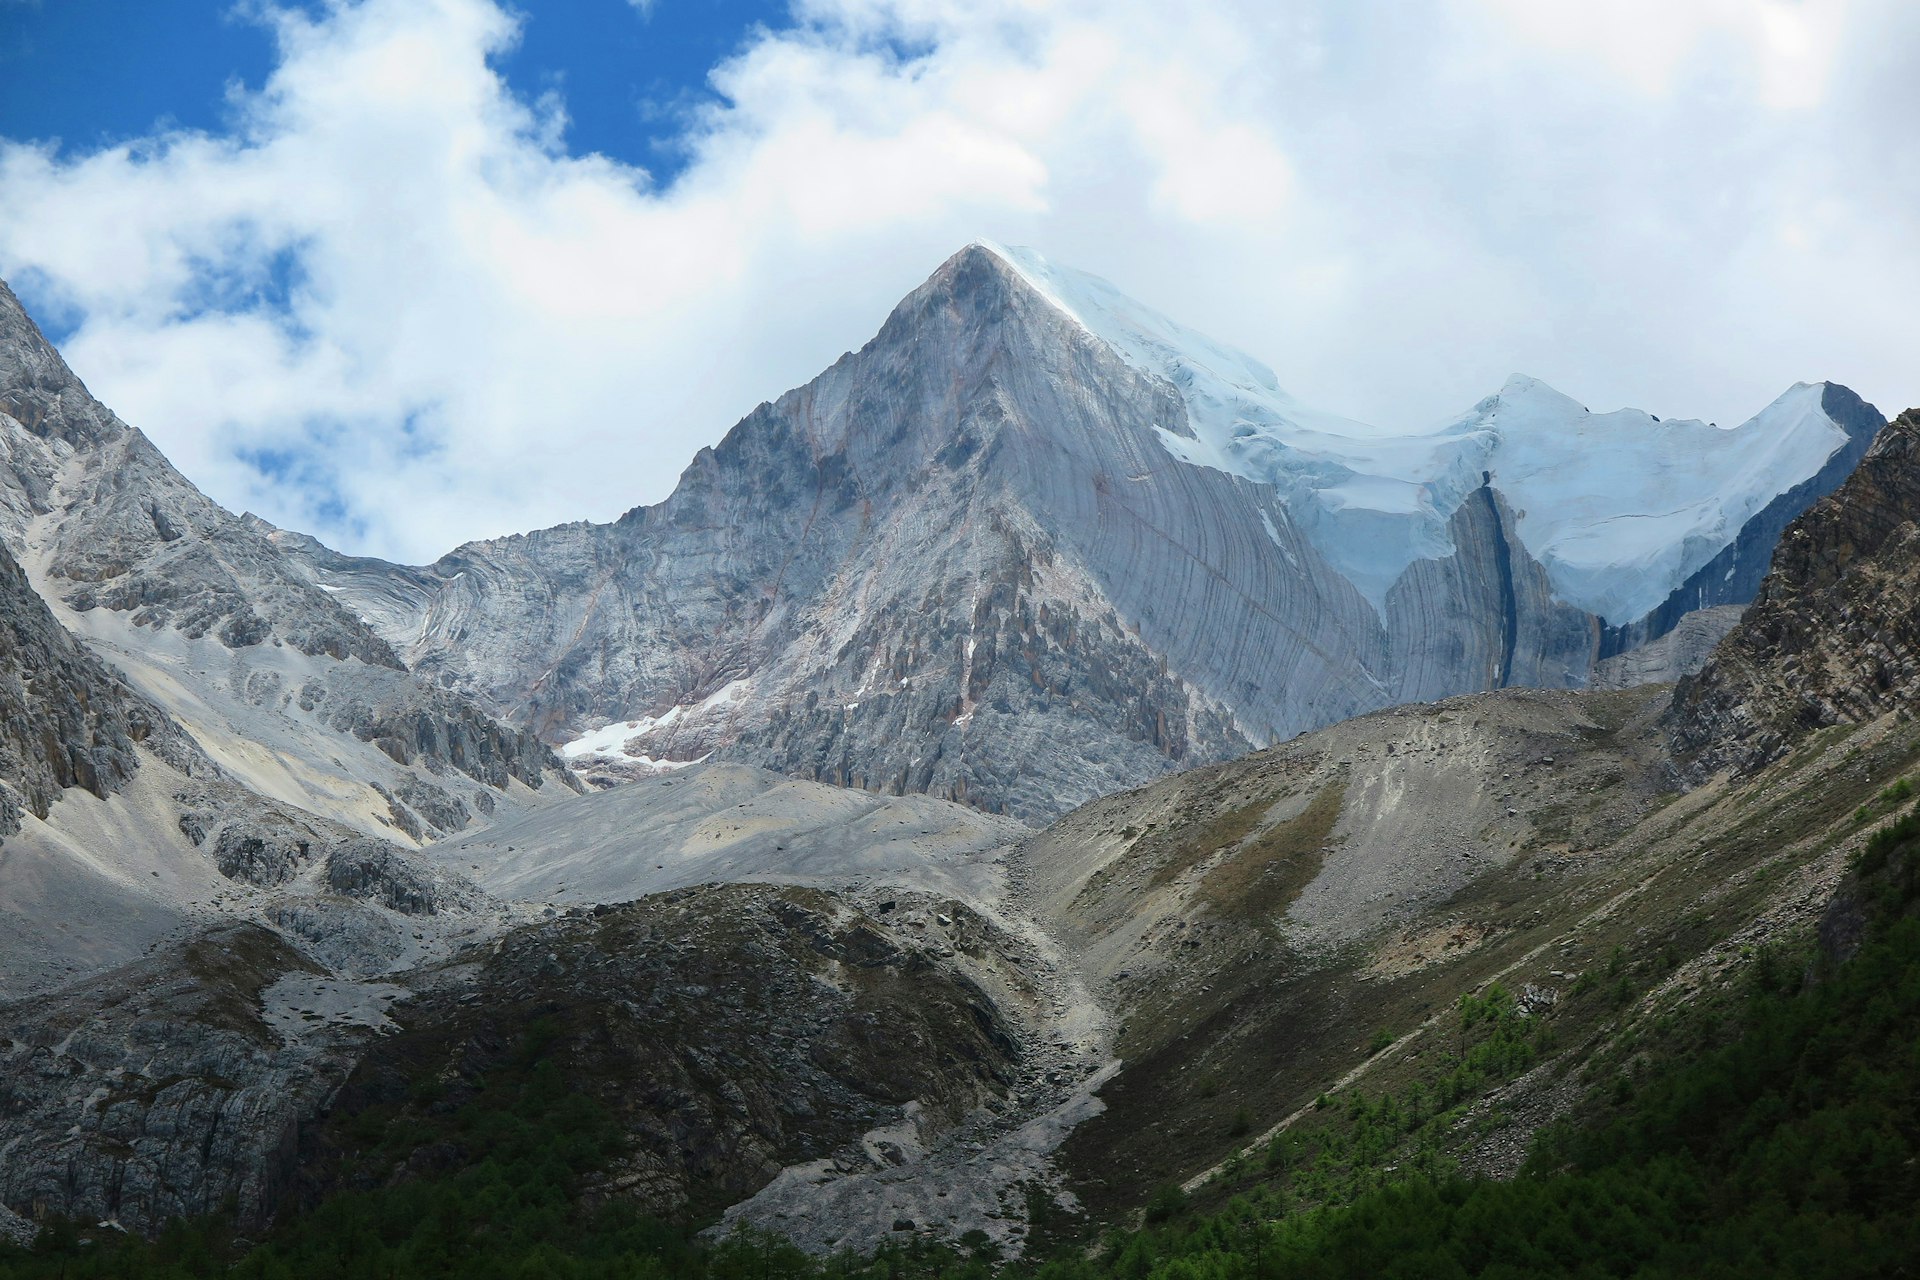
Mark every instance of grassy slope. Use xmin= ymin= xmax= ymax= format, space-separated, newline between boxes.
xmin=1029 ymin=684 xmax=1920 ymax=1232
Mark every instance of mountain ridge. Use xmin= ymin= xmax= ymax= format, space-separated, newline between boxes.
xmin=275 ymin=244 xmax=1880 ymax=819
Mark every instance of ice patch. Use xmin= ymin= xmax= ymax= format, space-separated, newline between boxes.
xmin=1258 ymin=510 xmax=1283 ymax=549
xmin=1456 ymin=377 xmax=1846 ymax=622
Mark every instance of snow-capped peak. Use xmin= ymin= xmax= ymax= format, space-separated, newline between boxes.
xmin=979 ymin=240 xmax=1478 ymax=607
xmin=973 ymin=242 xmax=1861 ymax=626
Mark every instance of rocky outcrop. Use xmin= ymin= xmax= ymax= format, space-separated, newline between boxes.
xmin=322 ymin=840 xmax=484 ymax=916
xmin=293 ymin=885 xmax=1020 ymax=1223
xmin=295 ymin=672 xmax=566 ymax=794
xmin=1671 ymin=409 xmax=1920 ymax=776
xmin=0 ymin=925 xmax=377 ymax=1235
xmin=0 ymin=538 xmax=195 ymax=838
xmin=176 ymin=782 xmax=369 ymax=888
xmin=1592 ymin=605 xmax=1746 ymax=691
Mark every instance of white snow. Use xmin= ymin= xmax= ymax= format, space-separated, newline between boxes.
xmin=562 ymin=678 xmax=756 ymax=767
xmin=1258 ymin=510 xmax=1284 ymax=549
xmin=1452 ymin=377 xmax=1845 ymax=622
xmin=561 ymin=706 xmax=683 ymax=760
xmin=978 ymin=242 xmax=1855 ymax=625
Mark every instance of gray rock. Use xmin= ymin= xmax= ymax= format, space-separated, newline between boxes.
xmin=0 ymin=537 xmax=193 ymax=837
xmin=0 ymin=1201 xmax=38 ymax=1248
xmin=1591 ymin=605 xmax=1746 ymax=691
xmin=1671 ymin=409 xmax=1920 ymax=776
xmin=0 ymin=279 xmax=574 ymax=811
xmin=323 ymin=840 xmax=485 ymax=916
xmin=0 ymin=925 xmax=373 ymax=1236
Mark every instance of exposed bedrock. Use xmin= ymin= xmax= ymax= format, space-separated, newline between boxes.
xmin=1672 ymin=409 xmax=1920 ymax=776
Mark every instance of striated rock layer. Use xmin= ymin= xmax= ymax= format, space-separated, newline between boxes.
xmin=1591 ymin=605 xmax=1746 ymax=691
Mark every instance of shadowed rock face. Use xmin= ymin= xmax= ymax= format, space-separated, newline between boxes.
xmin=279 ymin=248 xmax=1875 ymax=822
xmin=0 ymin=538 xmax=193 ymax=836
xmin=1671 ymin=410 xmax=1920 ymax=776
xmin=0 ymin=926 xmax=369 ymax=1235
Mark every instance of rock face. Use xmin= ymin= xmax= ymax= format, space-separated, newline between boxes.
xmin=295 ymin=885 xmax=1023 ymax=1227
xmin=1671 ymin=410 xmax=1920 ymax=776
xmin=0 ymin=925 xmax=382 ymax=1234
xmin=285 ymin=247 xmax=1877 ymax=820
xmin=0 ymin=281 xmax=396 ymax=670
xmin=0 ymin=538 xmax=195 ymax=837
xmin=0 ymin=280 xmax=574 ymax=842
xmin=1591 ymin=605 xmax=1747 ymax=691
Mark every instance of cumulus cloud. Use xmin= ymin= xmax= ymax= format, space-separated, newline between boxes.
xmin=0 ymin=0 xmax=1914 ymax=562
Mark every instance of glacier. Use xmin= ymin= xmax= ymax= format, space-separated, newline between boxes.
xmin=983 ymin=242 xmax=1852 ymax=626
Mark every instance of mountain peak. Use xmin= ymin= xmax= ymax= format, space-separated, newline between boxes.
xmin=892 ymin=249 xmax=1884 ymax=627
xmin=1492 ymin=373 xmax=1582 ymax=412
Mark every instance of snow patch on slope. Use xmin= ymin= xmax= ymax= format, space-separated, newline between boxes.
xmin=978 ymin=242 xmax=1854 ymax=625
xmin=561 ymin=679 xmax=756 ymax=770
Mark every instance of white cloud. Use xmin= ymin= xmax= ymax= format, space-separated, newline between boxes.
xmin=0 ymin=0 xmax=1914 ymax=563
xmin=1474 ymin=0 xmax=1857 ymax=109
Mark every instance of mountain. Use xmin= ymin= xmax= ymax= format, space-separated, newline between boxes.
xmin=0 ymin=271 xmax=601 ymax=1005
xmin=12 ymin=393 xmax=1915 ymax=1257
xmin=0 ymin=247 xmax=1913 ymax=1266
xmin=0 ymin=281 xmax=576 ymax=855
xmin=280 ymin=244 xmax=1881 ymax=820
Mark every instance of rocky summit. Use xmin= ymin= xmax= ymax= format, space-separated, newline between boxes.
xmin=0 ymin=243 xmax=1916 ymax=1274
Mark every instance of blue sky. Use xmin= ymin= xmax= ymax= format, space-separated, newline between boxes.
xmin=0 ymin=0 xmax=1915 ymax=563
xmin=1 ymin=0 xmax=782 ymax=185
